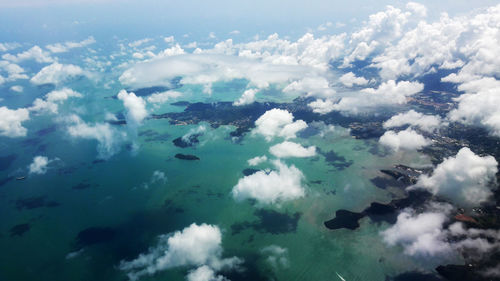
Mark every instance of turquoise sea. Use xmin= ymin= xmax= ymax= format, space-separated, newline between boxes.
xmin=0 ymin=39 xmax=458 ymax=281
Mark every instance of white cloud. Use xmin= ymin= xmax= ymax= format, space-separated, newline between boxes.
xmin=253 ymin=109 xmax=307 ymax=141
xmin=339 ymin=72 xmax=369 ymax=87
xmin=30 ymin=62 xmax=84 ymax=85
xmin=66 ymin=115 xmax=126 ymax=159
xmin=383 ymin=110 xmax=443 ymax=133
xmin=269 ymin=141 xmax=316 ymax=158
xmin=447 ymin=78 xmax=500 ymax=137
xmin=186 ymin=266 xmax=227 ymax=281
xmin=151 ymin=170 xmax=167 ymax=183
xmin=28 ymin=156 xmax=50 ymax=175
xmin=247 ymin=155 xmax=267 ymax=166
xmin=233 ymin=88 xmax=257 ymax=106
xmin=229 ymin=30 xmax=240 ymax=35
xmin=46 ymin=36 xmax=96 ymax=53
xmin=10 ymin=85 xmax=23 ymax=93
xmin=2 ymin=45 xmax=54 ymax=63
xmin=411 ymin=147 xmax=498 ymax=207
xmin=382 ymin=205 xmax=453 ymax=257
xmin=282 ymin=76 xmax=335 ymax=98
xmin=0 ymin=60 xmax=28 ymax=81
xmin=317 ymin=80 xmax=423 ymax=115
xmin=117 ymin=90 xmax=148 ymax=126
xmin=232 ymin=160 xmax=305 ymax=205
xmin=379 ymin=128 xmax=431 ymax=152
xmin=0 ymin=42 xmax=20 ymax=52
xmin=146 ymin=90 xmax=182 ymax=104
xmin=383 ymin=203 xmax=500 ymax=258
xmin=128 ymin=38 xmax=152 ymax=48
xmin=308 ymin=99 xmax=336 ymax=115
xmin=29 ymin=88 xmax=82 ymax=114
xmin=261 ymin=245 xmax=289 ymax=268
xmin=164 ymin=36 xmax=175 ymax=43
xmin=0 ymin=106 xmax=30 ymax=137
xmin=119 ymin=223 xmax=242 ymax=281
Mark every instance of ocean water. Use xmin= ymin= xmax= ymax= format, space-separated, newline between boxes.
xmin=0 ymin=40 xmax=448 ymax=281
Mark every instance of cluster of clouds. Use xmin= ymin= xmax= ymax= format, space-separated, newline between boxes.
xmin=232 ymin=160 xmax=305 ymax=205
xmin=382 ymin=202 xmax=500 ymax=261
xmin=45 ymin=36 xmax=96 ymax=53
xmin=253 ymin=109 xmax=307 ymax=141
xmin=119 ymin=223 xmax=242 ymax=281
xmin=411 ymin=147 xmax=498 ymax=207
xmin=379 ymin=128 xmax=431 ymax=152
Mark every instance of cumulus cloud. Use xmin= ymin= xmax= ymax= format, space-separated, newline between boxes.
xmin=379 ymin=128 xmax=431 ymax=152
xmin=117 ymin=90 xmax=148 ymax=126
xmin=411 ymin=147 xmax=498 ymax=207
xmin=119 ymin=223 xmax=242 ymax=281
xmin=261 ymin=245 xmax=289 ymax=268
xmin=447 ymin=78 xmax=500 ymax=137
xmin=282 ymin=77 xmax=335 ymax=98
xmin=310 ymin=80 xmax=423 ymax=115
xmin=253 ymin=109 xmax=307 ymax=141
xmin=10 ymin=85 xmax=23 ymax=93
xmin=0 ymin=42 xmax=20 ymax=52
xmin=269 ymin=141 xmax=316 ymax=158
xmin=46 ymin=36 xmax=96 ymax=53
xmin=146 ymin=90 xmax=182 ymax=104
xmin=66 ymin=115 xmax=126 ymax=159
xmin=0 ymin=60 xmax=28 ymax=81
xmin=186 ymin=266 xmax=227 ymax=281
xmin=28 ymin=156 xmax=51 ymax=175
xmin=232 ymin=160 xmax=305 ymax=205
xmin=2 ymin=45 xmax=54 ymax=63
xmin=233 ymin=88 xmax=257 ymax=106
xmin=339 ymin=72 xmax=369 ymax=87
xmin=30 ymin=62 xmax=84 ymax=85
xmin=128 ymin=38 xmax=152 ymax=48
xmin=383 ymin=203 xmax=500 ymax=258
xmin=119 ymin=53 xmax=315 ymax=90
xmin=382 ymin=204 xmax=453 ymax=257
xmin=383 ymin=110 xmax=443 ymax=133
xmin=0 ymin=106 xmax=30 ymax=137
xmin=247 ymin=155 xmax=267 ymax=166
xmin=29 ymin=88 xmax=82 ymax=114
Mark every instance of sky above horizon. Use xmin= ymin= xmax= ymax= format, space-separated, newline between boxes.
xmin=1 ymin=0 xmax=499 ymax=43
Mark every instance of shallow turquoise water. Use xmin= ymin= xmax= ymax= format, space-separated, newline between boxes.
xmin=0 ymin=44 xmax=449 ymax=281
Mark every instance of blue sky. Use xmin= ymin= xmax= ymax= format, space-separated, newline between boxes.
xmin=0 ymin=0 xmax=498 ymax=43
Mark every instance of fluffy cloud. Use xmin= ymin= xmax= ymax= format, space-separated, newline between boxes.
xmin=46 ymin=36 xmax=96 ymax=53
xmin=261 ymin=245 xmax=289 ymax=268
xmin=339 ymin=72 xmax=369 ymax=87
xmin=447 ymin=78 xmax=500 ymax=137
xmin=10 ymin=85 xmax=23 ymax=93
xmin=282 ymin=77 xmax=335 ymax=98
xmin=383 ymin=110 xmax=443 ymax=133
xmin=119 ymin=53 xmax=315 ymax=90
xmin=128 ymin=38 xmax=152 ymax=48
xmin=30 ymin=88 xmax=82 ymax=114
xmin=310 ymin=80 xmax=423 ymax=115
xmin=0 ymin=60 xmax=28 ymax=81
xmin=247 ymin=155 xmax=267 ymax=166
xmin=28 ymin=156 xmax=50 ymax=175
xmin=233 ymin=88 xmax=257 ymax=106
xmin=269 ymin=141 xmax=316 ymax=158
xmin=66 ymin=115 xmax=126 ymax=159
xmin=379 ymin=128 xmax=431 ymax=152
xmin=383 ymin=203 xmax=500 ymax=258
xmin=0 ymin=106 xmax=30 ymax=137
xmin=146 ymin=90 xmax=182 ymax=104
xmin=253 ymin=109 xmax=307 ymax=141
xmin=382 ymin=205 xmax=453 ymax=257
xmin=119 ymin=223 xmax=242 ymax=281
xmin=30 ymin=63 xmax=84 ymax=85
xmin=411 ymin=147 xmax=498 ymax=207
xmin=232 ymin=160 xmax=305 ymax=205
xmin=2 ymin=45 xmax=54 ymax=63
xmin=117 ymin=90 xmax=148 ymax=126
xmin=0 ymin=42 xmax=20 ymax=52
xmin=186 ymin=266 xmax=227 ymax=281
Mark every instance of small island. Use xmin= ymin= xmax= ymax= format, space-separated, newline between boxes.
xmin=175 ymin=153 xmax=200 ymax=161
